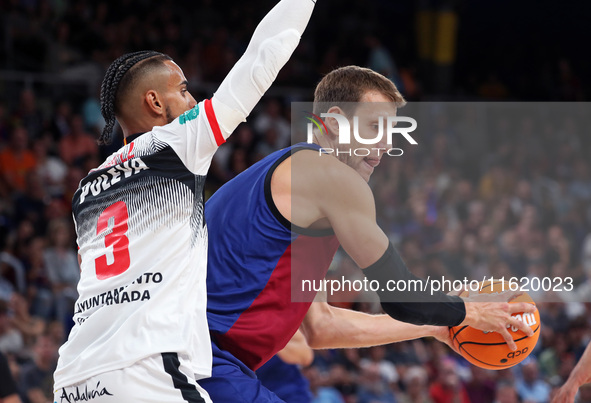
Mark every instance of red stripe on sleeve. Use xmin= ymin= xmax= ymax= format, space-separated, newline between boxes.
xmin=204 ymin=99 xmax=226 ymax=146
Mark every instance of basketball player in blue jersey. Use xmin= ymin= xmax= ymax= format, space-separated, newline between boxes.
xmin=201 ymin=65 xmax=537 ymax=402
xmin=53 ymin=1 xmax=316 ymax=402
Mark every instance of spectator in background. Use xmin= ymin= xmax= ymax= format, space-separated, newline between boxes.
xmin=45 ymin=320 xmax=65 ymax=348
xmin=233 ymin=123 xmax=258 ymax=159
xmin=465 ymin=367 xmax=496 ymax=403
xmin=32 ymin=135 xmax=67 ymax=198
xmin=493 ymin=382 xmax=519 ymax=403
xmin=569 ymin=160 xmax=591 ymax=203
xmin=48 ymin=100 xmax=72 ymax=141
xmin=329 ymin=363 xmax=358 ymax=401
xmin=360 ymin=346 xmax=399 ymax=390
xmin=43 ymin=219 xmax=79 ymax=329
xmin=9 ymin=294 xmax=44 ymax=351
xmin=438 ymin=228 xmax=468 ymax=280
xmin=13 ymin=90 xmax=43 ymax=141
xmin=429 ymin=358 xmax=471 ymax=403
xmin=0 ymin=300 xmax=24 ymax=357
xmin=498 ymin=229 xmax=528 ymax=278
xmin=13 ymin=172 xmax=49 ymax=237
xmin=515 ymin=357 xmax=551 ymax=403
xmin=0 ymin=127 xmax=37 ymax=195
xmin=18 ymin=333 xmax=58 ymax=403
xmin=509 ymin=179 xmax=534 ymax=218
xmin=255 ymin=126 xmax=280 ymax=159
xmin=538 ymin=328 xmax=569 ymax=380
xmin=58 ymin=114 xmax=98 ymax=167
xmin=227 ymin=147 xmax=249 ymax=178
xmin=24 ymin=237 xmax=53 ymax=321
xmin=81 ymin=91 xmax=105 ymax=135
xmin=463 ymin=200 xmax=487 ymax=236
xmin=254 ymin=98 xmax=290 ymax=149
xmin=478 ymin=162 xmax=515 ymax=203
xmin=304 ymin=365 xmax=345 ymax=403
xmin=0 ymin=351 xmax=22 ymax=403
xmin=397 ymin=365 xmax=433 ymax=403
xmin=357 ymin=362 xmax=396 ymax=403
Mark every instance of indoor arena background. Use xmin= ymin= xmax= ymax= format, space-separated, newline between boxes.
xmin=0 ymin=1 xmax=590 ymax=402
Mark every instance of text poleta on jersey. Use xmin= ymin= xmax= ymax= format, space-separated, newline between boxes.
xmin=305 ymin=112 xmax=418 ymax=157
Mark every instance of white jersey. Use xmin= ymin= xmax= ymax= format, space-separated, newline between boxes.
xmin=54 ymin=99 xmax=224 ymax=388
xmin=54 ymin=0 xmax=316 ymax=389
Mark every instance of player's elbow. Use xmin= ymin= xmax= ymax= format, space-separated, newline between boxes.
xmin=302 ymin=316 xmax=336 ymax=349
xmin=300 ymin=346 xmax=314 ymax=366
xmin=250 ymin=31 xmax=300 ymax=93
xmin=301 ymin=324 xmax=323 ymax=349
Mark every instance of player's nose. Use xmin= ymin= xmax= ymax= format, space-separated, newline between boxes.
xmin=376 ymin=136 xmax=388 ymax=154
xmin=188 ymin=92 xmax=197 ymax=108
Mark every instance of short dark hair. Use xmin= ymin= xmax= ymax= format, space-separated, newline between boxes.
xmin=313 ymin=66 xmax=405 ymax=116
xmin=99 ymin=50 xmax=172 ymax=145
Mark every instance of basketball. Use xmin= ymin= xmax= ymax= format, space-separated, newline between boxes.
xmin=449 ymin=280 xmax=541 ymax=370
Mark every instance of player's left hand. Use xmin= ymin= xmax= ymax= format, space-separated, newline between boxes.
xmin=430 ymin=325 xmax=460 ymax=355
xmin=551 ymin=382 xmax=578 ymax=403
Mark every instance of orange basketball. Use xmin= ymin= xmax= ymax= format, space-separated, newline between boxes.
xmin=449 ymin=280 xmax=540 ymax=370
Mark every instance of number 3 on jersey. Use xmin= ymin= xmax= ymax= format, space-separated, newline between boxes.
xmin=95 ymin=201 xmax=130 ymax=280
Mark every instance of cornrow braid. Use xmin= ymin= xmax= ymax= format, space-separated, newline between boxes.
xmin=98 ymin=50 xmax=168 ymax=145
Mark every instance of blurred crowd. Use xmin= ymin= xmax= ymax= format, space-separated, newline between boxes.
xmin=0 ymin=1 xmax=590 ymax=403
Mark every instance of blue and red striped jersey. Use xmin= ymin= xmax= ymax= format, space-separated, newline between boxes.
xmin=205 ymin=143 xmax=339 ymax=370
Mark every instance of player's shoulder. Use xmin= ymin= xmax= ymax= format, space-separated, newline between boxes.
xmin=292 ymin=149 xmax=366 ymax=181
xmin=290 ymin=150 xmax=370 ymax=198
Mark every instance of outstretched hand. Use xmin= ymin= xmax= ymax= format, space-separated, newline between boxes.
xmin=461 ymin=289 xmax=536 ymax=351
xmin=551 ymin=382 xmax=578 ymax=403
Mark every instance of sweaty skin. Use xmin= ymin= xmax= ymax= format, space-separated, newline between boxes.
xmin=271 ymin=91 xmax=536 ymax=351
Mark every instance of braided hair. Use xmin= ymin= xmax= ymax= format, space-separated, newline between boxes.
xmin=99 ymin=50 xmax=171 ymax=145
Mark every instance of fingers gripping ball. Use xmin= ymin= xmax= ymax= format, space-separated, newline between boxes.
xmin=449 ymin=280 xmax=540 ymax=370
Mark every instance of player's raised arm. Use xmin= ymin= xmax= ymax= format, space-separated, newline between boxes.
xmin=210 ymin=0 xmax=316 ymax=139
xmin=301 ymin=153 xmax=536 ymax=350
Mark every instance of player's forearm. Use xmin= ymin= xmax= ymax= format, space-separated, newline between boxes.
xmin=363 ymin=242 xmax=466 ymax=326
xmin=566 ymin=343 xmax=591 ymax=387
xmin=212 ymin=0 xmax=316 ymax=136
xmin=305 ymin=305 xmax=437 ymax=349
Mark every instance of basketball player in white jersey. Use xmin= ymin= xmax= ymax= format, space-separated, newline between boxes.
xmin=53 ymin=1 xmax=316 ymax=401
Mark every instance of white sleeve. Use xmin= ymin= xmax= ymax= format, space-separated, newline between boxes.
xmin=210 ymin=0 xmax=316 ymax=137
xmin=152 ymin=101 xmax=221 ymax=175
xmin=152 ymin=0 xmax=315 ymax=175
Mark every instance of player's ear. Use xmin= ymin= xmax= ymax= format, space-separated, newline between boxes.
xmin=145 ymin=90 xmax=164 ymax=117
xmin=324 ymin=105 xmax=344 ymax=139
